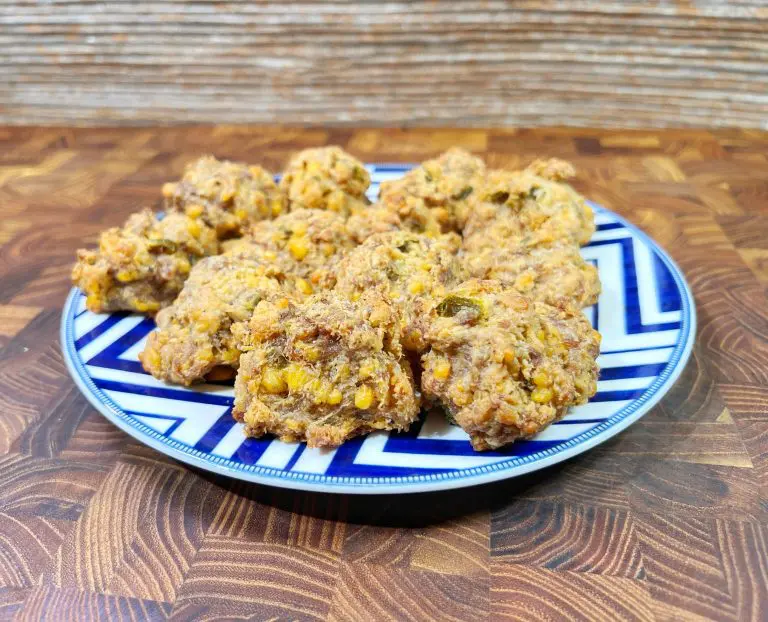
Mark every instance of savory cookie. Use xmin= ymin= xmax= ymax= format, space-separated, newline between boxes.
xmin=378 ymin=147 xmax=486 ymax=234
xmin=421 ymin=279 xmax=600 ymax=450
xmin=462 ymin=158 xmax=595 ymax=253
xmin=140 ymin=253 xmax=290 ymax=385
xmin=72 ymin=209 xmax=218 ymax=313
xmin=334 ymin=231 xmax=467 ymax=352
xmin=279 ymin=146 xmax=370 ymax=215
xmin=464 ymin=243 xmax=600 ymax=308
xmin=232 ymin=291 xmax=420 ymax=447
xmin=163 ymin=155 xmax=286 ymax=237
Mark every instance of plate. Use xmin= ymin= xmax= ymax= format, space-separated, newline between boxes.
xmin=61 ymin=164 xmax=696 ymax=494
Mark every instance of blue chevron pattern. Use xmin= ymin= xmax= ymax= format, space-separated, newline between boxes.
xmin=62 ymin=164 xmax=695 ymax=493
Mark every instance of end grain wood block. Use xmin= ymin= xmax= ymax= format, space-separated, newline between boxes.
xmin=328 ymin=562 xmax=489 ymax=622
xmin=170 ymin=538 xmax=340 ymax=620
xmin=490 ymin=500 xmax=643 ymax=578
xmin=490 ymin=563 xmax=654 ymax=622
xmin=0 ymin=127 xmax=766 ymax=619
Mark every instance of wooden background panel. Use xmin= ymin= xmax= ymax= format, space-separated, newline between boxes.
xmin=1 ymin=1 xmax=767 ymax=128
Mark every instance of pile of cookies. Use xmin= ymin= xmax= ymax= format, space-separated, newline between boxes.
xmin=72 ymin=146 xmax=601 ymax=451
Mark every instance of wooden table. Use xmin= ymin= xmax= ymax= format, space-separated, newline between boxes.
xmin=0 ymin=127 xmax=766 ymax=621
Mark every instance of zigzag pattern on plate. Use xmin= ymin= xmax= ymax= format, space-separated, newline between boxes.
xmin=64 ymin=166 xmax=688 ymax=486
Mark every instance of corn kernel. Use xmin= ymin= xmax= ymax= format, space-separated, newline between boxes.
xmin=408 ymin=280 xmax=425 ymax=295
xmin=276 ymin=297 xmax=291 ymax=310
xmin=195 ymin=315 xmax=219 ymax=332
xmin=299 ymin=343 xmax=320 ymax=362
xmin=218 ymin=348 xmax=238 ymax=365
xmin=185 ymin=204 xmax=204 ymax=218
xmin=327 ymin=389 xmax=343 ymax=405
xmin=85 ymin=294 xmax=101 ymax=310
xmin=503 ymin=350 xmax=521 ymax=376
xmin=531 ymin=387 xmax=554 ymax=404
xmin=270 ymin=198 xmax=284 ymax=217
xmin=116 ymin=270 xmax=138 ymax=283
xmin=261 ymin=367 xmax=287 ymax=394
xmin=134 ymin=300 xmax=160 ymax=313
xmin=235 ymin=208 xmax=248 ymax=221
xmin=288 ymin=236 xmax=309 ymax=261
xmin=326 ymin=191 xmax=345 ymax=212
xmin=368 ymin=305 xmax=389 ymax=327
xmin=292 ymin=221 xmax=308 ymax=236
xmin=334 ymin=363 xmax=350 ymax=382
xmin=454 ymin=391 xmax=471 ymax=406
xmin=296 ymin=278 xmax=313 ymax=295
xmin=514 ymin=272 xmax=535 ymax=291
xmin=284 ymin=363 xmax=313 ymax=392
xmin=432 ymin=359 xmax=451 ymax=381
xmin=142 ymin=348 xmax=161 ymax=370
xmin=354 ymin=385 xmax=374 ymax=410
xmin=575 ymin=375 xmax=593 ymax=395
xmin=358 ymin=360 xmax=377 ymax=379
xmin=262 ymin=250 xmax=277 ymax=261
xmin=321 ymin=243 xmax=336 ymax=257
xmin=187 ymin=219 xmax=202 ymax=238
xmin=307 ymin=379 xmax=328 ymax=404
xmin=533 ymin=371 xmax=550 ymax=387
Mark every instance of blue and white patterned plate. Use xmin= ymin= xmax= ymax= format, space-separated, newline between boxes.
xmin=61 ymin=164 xmax=695 ymax=494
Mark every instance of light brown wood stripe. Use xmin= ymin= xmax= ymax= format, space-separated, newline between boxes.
xmin=0 ymin=586 xmax=30 ymax=619
xmin=0 ymin=512 xmax=65 ymax=587
xmin=59 ymin=413 xmax=131 ymax=465
xmin=206 ymin=483 xmax=347 ymax=556
xmin=0 ymin=399 xmax=36 ymax=457
xmin=716 ymin=520 xmax=768 ymax=622
xmin=514 ymin=453 xmax=631 ymax=510
xmin=106 ymin=471 xmax=225 ymax=603
xmin=53 ymin=462 xmax=172 ymax=593
xmin=651 ymin=349 xmax=730 ymax=423
xmin=17 ymin=585 xmax=171 ymax=622
xmin=735 ymin=422 xmax=768 ymax=490
xmin=719 ymin=384 xmax=768 ymax=422
xmin=628 ymin=461 xmax=763 ymax=520
xmin=341 ymin=523 xmax=421 ymax=568
xmin=170 ymin=537 xmax=340 ymax=620
xmin=9 ymin=265 xmax=77 ymax=308
xmin=605 ymin=422 xmax=752 ymax=467
xmin=0 ymin=454 xmax=106 ymax=520
xmin=328 ymin=562 xmax=489 ymax=622
xmin=409 ymin=510 xmax=490 ymax=576
xmin=634 ymin=512 xmax=736 ymax=620
xmin=0 ymin=305 xmax=40 ymax=340
xmin=491 ymin=500 xmax=643 ymax=577
xmin=490 ymin=563 xmax=654 ymax=622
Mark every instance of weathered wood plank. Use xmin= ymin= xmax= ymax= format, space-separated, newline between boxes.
xmin=1 ymin=2 xmax=766 ymax=128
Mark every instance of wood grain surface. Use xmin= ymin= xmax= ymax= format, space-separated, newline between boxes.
xmin=1 ymin=2 xmax=767 ymax=129
xmin=0 ymin=126 xmax=766 ymax=620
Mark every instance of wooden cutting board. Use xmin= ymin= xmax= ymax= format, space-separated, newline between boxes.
xmin=0 ymin=126 xmax=765 ymax=620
